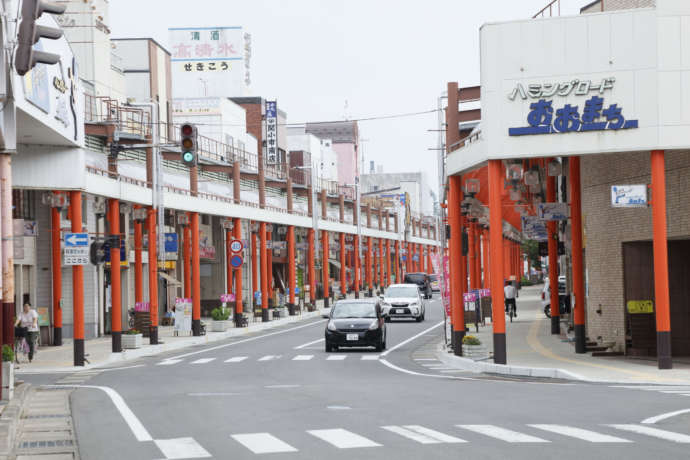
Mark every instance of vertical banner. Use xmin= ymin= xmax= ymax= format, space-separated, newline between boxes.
xmin=441 ymin=255 xmax=451 ymax=316
xmin=265 ymin=100 xmax=278 ymax=164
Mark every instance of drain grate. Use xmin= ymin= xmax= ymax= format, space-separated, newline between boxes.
xmin=19 ymin=439 xmax=74 ymax=449
xmin=23 ymin=414 xmax=69 ymax=419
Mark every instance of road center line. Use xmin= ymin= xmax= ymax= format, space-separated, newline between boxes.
xmin=165 ymin=319 xmax=327 ymax=360
xmin=294 ymin=338 xmax=324 ymax=349
xmin=379 ymin=321 xmax=444 ymax=357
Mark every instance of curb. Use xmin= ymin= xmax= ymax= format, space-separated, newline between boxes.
xmin=0 ymin=382 xmax=31 ymax=457
xmin=435 ymin=343 xmax=690 ymax=385
xmin=436 ymin=343 xmax=586 ymax=381
xmin=18 ymin=310 xmax=327 ymax=374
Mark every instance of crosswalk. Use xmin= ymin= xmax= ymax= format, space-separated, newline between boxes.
xmin=156 ymin=354 xmax=381 ymax=366
xmin=151 ymin=423 xmax=690 ymax=457
xmin=220 ymin=423 xmax=690 ymax=455
xmin=611 ymin=385 xmax=690 ymax=397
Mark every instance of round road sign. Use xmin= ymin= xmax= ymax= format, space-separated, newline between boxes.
xmin=230 ymin=239 xmax=244 ymax=253
xmin=230 ymin=254 xmax=243 ymax=268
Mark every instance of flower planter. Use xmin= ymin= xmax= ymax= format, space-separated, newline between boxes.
xmin=211 ymin=320 xmax=231 ymax=332
xmin=2 ymin=361 xmax=13 ymax=401
xmin=462 ymin=344 xmax=489 ymax=360
xmin=122 ymin=333 xmax=143 ymax=349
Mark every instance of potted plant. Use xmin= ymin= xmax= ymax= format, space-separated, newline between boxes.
xmin=211 ymin=307 xmax=231 ymax=332
xmin=122 ymin=329 xmax=143 ymax=349
xmin=461 ymin=335 xmax=488 ymax=360
xmin=2 ymin=344 xmax=13 ymax=401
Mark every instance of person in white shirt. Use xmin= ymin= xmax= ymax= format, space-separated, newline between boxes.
xmin=15 ymin=303 xmax=39 ymax=362
xmin=504 ymin=281 xmax=517 ymax=317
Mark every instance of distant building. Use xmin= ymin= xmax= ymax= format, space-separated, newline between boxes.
xmin=287 ymin=127 xmax=338 ymax=182
xmin=360 ymin=171 xmax=432 ymax=215
xmin=304 ymin=121 xmax=358 ymax=186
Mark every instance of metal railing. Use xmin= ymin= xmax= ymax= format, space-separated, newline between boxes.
xmin=533 ymin=0 xmax=561 ymax=18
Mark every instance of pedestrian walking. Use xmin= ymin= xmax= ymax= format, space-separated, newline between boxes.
xmin=504 ymin=281 xmax=517 ymax=317
xmin=15 ymin=302 xmax=39 ymax=362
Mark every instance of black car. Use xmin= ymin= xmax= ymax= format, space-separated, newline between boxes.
xmin=325 ymin=299 xmax=386 ymax=352
xmin=404 ymin=272 xmax=433 ymax=299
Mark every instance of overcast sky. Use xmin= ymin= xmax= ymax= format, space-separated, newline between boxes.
xmin=110 ymin=0 xmax=584 ymax=197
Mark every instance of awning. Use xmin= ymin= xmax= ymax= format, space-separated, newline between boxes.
xmin=158 ymin=271 xmax=181 ymax=286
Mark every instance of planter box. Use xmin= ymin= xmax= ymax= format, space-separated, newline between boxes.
xmin=273 ymin=308 xmax=287 ymax=319
xmin=462 ymin=344 xmax=489 ymax=360
xmin=211 ymin=320 xmax=231 ymax=332
xmin=122 ymin=333 xmax=143 ymax=349
xmin=2 ymin=361 xmax=13 ymax=401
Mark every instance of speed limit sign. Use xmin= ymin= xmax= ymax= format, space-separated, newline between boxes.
xmin=230 ymin=239 xmax=244 ymax=253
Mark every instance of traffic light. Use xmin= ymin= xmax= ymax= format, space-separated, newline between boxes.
xmin=180 ymin=123 xmax=198 ymax=166
xmin=15 ymin=0 xmax=67 ymax=76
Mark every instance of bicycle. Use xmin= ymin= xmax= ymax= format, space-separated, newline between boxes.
xmin=14 ymin=327 xmax=38 ymax=364
xmin=505 ymin=299 xmax=517 ymax=323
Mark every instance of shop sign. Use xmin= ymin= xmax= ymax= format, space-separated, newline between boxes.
xmin=37 ymin=307 xmax=50 ymax=327
xmin=463 ymin=292 xmax=478 ymax=302
xmin=220 ymin=293 xmax=235 ymax=303
xmin=509 ymin=96 xmax=638 ymax=136
xmin=174 ymin=298 xmax=193 ymax=334
xmin=611 ymin=185 xmax=647 ymax=208
xmin=164 ymin=233 xmax=178 ymax=253
xmin=200 ymin=245 xmax=216 ymax=259
xmin=507 ymin=78 xmax=616 ymax=101
xmin=479 ymin=289 xmax=491 ymax=298
xmin=537 ymin=202 xmax=568 ymax=221
xmin=441 ymin=256 xmax=450 ymax=316
xmin=135 ymin=302 xmax=150 ymax=312
xmin=627 ymin=300 xmax=653 ymax=314
xmin=265 ymin=100 xmax=278 ymax=164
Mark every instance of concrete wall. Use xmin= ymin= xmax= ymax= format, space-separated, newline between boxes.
xmin=581 ymin=150 xmax=690 ymax=351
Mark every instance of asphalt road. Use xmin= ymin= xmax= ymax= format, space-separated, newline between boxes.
xmin=24 ymin=295 xmax=690 ymax=460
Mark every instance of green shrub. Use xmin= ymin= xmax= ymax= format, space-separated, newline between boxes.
xmin=211 ymin=307 xmax=230 ymax=321
xmin=2 ymin=344 xmax=13 ymax=362
xmin=124 ymin=329 xmax=141 ymax=335
xmin=520 ymin=277 xmax=534 ymax=286
xmin=462 ymin=335 xmax=481 ymax=346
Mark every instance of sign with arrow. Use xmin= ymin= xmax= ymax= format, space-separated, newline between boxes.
xmin=64 ymin=233 xmax=89 ymax=265
xmin=64 ymin=233 xmax=89 ymax=247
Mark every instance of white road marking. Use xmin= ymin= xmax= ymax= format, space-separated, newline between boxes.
xmin=154 ymin=437 xmax=211 ymax=459
xmin=380 ymin=321 xmax=444 ymax=356
xmin=378 ymin=358 xmax=474 ymax=380
xmin=167 ymin=319 xmax=327 ymax=360
xmin=293 ymin=355 xmax=314 ymax=361
xmin=264 ymin=384 xmax=300 ymax=389
xmin=609 ymin=424 xmax=690 ymax=443
xmin=641 ymin=408 xmax=690 ymax=424
xmin=383 ymin=425 xmax=466 ymax=444
xmin=457 ymin=425 xmax=549 ymax=443
xmin=157 ymin=359 xmax=183 ymax=366
xmin=294 ymin=338 xmax=324 ymax=349
xmin=361 ymin=355 xmax=380 ymax=360
xmin=44 ymin=385 xmax=152 ymax=442
xmin=231 ymin=433 xmax=298 ymax=454
xmin=440 ymin=369 xmax=468 ymax=373
xmin=413 ymin=358 xmax=439 ymax=362
xmin=190 ymin=358 xmax=216 ymax=364
xmin=659 ymin=390 xmax=690 ymax=394
xmin=258 ymin=355 xmax=279 ymax=361
xmin=327 ymin=406 xmax=352 ymax=410
xmin=327 ymin=355 xmax=347 ymax=361
xmin=98 ymin=365 xmax=147 ymax=372
xmin=224 ymin=356 xmax=248 ymax=363
xmin=308 ymin=428 xmax=381 ymax=448
xmin=188 ymin=392 xmax=240 ymax=396
xmin=529 ymin=424 xmax=631 ymax=442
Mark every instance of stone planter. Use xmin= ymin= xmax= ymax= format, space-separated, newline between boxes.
xmin=211 ymin=320 xmax=231 ymax=332
xmin=273 ymin=307 xmax=288 ymax=319
xmin=462 ymin=344 xmax=489 ymax=360
xmin=2 ymin=361 xmax=13 ymax=401
xmin=122 ymin=333 xmax=143 ymax=349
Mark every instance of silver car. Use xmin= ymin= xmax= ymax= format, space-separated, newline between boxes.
xmin=380 ymin=284 xmax=425 ymax=322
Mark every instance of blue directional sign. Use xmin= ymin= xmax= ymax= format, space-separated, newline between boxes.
xmin=64 ymin=233 xmax=89 ymax=247
xmin=165 ymin=233 xmax=178 ymax=253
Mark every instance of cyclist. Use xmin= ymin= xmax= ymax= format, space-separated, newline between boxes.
xmin=15 ymin=302 xmax=39 ymax=362
xmin=504 ymin=281 xmax=517 ymax=318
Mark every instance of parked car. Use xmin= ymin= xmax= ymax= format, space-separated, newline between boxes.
xmin=429 ymin=274 xmax=440 ymax=292
xmin=380 ymin=284 xmax=425 ymax=322
xmin=325 ymin=299 xmax=386 ymax=352
xmin=403 ymin=272 xmax=433 ymax=299
xmin=542 ymin=275 xmax=568 ymax=318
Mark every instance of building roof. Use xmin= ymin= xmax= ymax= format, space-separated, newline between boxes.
xmin=305 ymin=121 xmax=358 ymax=143
xmin=111 ymin=37 xmax=171 ymax=56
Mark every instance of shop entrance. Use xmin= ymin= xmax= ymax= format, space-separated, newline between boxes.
xmin=623 ymin=240 xmax=690 ymax=357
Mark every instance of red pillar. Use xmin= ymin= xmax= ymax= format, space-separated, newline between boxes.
xmin=251 ymin=230 xmax=258 ymax=306
xmin=394 ymin=241 xmax=400 ymax=283
xmin=288 ymin=225 xmax=296 ymax=307
xmin=259 ymin=222 xmax=269 ymax=321
xmin=322 ymin=230 xmax=330 ymax=307
xmin=449 ymin=175 xmax=466 ymax=354
xmin=225 ymin=227 xmax=233 ymax=296
xmin=71 ymin=191 xmax=85 ymax=366
xmin=190 ymin=212 xmax=201 ymax=334
xmin=468 ymin=223 xmax=477 ymax=289
xmin=378 ymin=238 xmax=384 ymax=289
xmin=354 ymin=235 xmax=360 ymax=298
xmin=108 ymin=199 xmax=122 ymax=352
xmin=234 ymin=218 xmax=243 ymax=319
xmin=308 ymin=229 xmax=316 ymax=305
xmin=651 ymin=150 xmax=672 ymax=369
xmin=183 ymin=223 xmax=191 ymax=299
xmin=367 ymin=236 xmax=373 ymax=296
xmin=340 ymin=233 xmax=346 ymax=296
xmin=267 ymin=230 xmax=273 ymax=307
xmin=385 ymin=239 xmax=391 ymax=287
xmin=570 ymin=157 xmax=586 ymax=354
xmin=488 ymin=160 xmax=506 ymax=364
xmin=547 ymin=174 xmax=560 ymax=334
xmin=148 ymin=208 xmax=159 ymax=343
xmin=482 ymin=229 xmax=489 ymax=289
xmin=51 ymin=206 xmax=63 ymax=345
xmin=134 ymin=207 xmax=144 ymax=304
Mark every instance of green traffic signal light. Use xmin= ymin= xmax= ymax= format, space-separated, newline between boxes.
xmin=183 ymin=152 xmax=195 ymax=163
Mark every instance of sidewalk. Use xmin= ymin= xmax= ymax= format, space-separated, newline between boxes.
xmin=18 ymin=300 xmax=333 ymax=374
xmin=437 ymin=285 xmax=690 ymax=385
